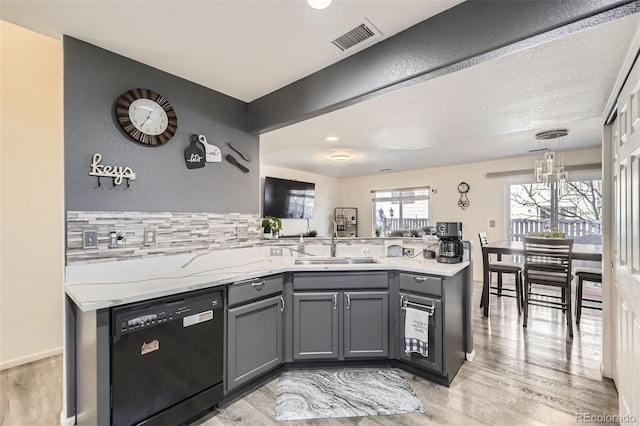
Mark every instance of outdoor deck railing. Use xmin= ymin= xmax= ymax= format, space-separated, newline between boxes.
xmin=510 ymin=219 xmax=602 ymax=242
xmin=374 ymin=218 xmax=602 ymax=242
xmin=379 ymin=218 xmax=430 ymax=232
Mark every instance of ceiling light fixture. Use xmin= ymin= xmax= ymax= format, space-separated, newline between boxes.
xmin=307 ymin=0 xmax=332 ymax=10
xmin=330 ymin=153 xmax=351 ymax=162
xmin=533 ymin=129 xmax=569 ymax=192
xmin=325 ymin=136 xmax=339 ymax=142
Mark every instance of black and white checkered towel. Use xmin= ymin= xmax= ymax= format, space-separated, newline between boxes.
xmin=404 ymin=307 xmax=429 ymax=357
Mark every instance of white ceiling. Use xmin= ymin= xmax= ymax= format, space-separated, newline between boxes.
xmin=2 ymin=1 xmax=638 ymax=178
xmin=0 ymin=0 xmax=461 ymax=102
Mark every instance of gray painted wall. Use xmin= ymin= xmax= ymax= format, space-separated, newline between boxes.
xmin=64 ymin=37 xmax=259 ymax=213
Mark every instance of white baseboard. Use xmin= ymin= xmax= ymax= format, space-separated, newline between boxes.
xmin=60 ymin=412 xmax=75 ymax=426
xmin=466 ymin=350 xmax=476 ymax=362
xmin=0 ymin=346 xmax=62 ymax=370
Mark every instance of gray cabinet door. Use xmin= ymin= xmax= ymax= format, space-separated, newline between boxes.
xmin=293 ymin=292 xmax=339 ymax=360
xmin=343 ymin=291 xmax=389 ymax=358
xmin=227 ymin=295 xmax=283 ymax=391
xmin=398 ymin=293 xmax=443 ymax=373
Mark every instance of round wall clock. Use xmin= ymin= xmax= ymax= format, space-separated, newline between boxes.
xmin=115 ymin=88 xmax=177 ymax=146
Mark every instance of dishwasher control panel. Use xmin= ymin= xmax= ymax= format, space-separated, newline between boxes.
xmin=112 ymin=290 xmax=223 ymax=336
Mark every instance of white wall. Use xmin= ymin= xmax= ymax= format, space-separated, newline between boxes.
xmin=338 ymin=148 xmax=602 ymax=281
xmin=260 ymin=164 xmax=341 ymax=237
xmin=0 ymin=21 xmax=64 ymax=369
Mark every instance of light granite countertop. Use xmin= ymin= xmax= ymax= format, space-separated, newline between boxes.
xmin=65 ymin=245 xmax=469 ymax=312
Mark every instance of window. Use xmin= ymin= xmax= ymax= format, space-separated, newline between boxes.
xmin=509 ymin=180 xmax=602 ymax=244
xmin=371 ymin=187 xmax=430 ymax=236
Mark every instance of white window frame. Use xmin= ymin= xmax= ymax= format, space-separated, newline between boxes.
xmin=506 ymin=174 xmax=603 ymax=242
xmin=371 ymin=186 xmax=430 ymax=236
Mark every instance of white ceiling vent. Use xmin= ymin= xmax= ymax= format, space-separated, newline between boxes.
xmin=330 ymin=18 xmax=382 ymax=52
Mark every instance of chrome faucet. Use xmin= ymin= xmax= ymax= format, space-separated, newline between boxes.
xmin=331 ymin=220 xmax=338 ymax=257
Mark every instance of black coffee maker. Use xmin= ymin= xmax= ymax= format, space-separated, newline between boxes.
xmin=436 ymin=222 xmax=464 ymax=264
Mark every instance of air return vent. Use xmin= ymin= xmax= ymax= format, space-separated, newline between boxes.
xmin=330 ymin=19 xmax=382 ymax=52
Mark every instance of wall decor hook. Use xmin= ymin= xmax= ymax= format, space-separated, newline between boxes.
xmin=90 ymin=153 xmax=136 ymax=189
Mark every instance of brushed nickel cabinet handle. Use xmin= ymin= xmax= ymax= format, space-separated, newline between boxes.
xmin=280 ymin=296 xmax=285 ymax=312
xmin=412 ymin=276 xmax=428 ymax=282
xmin=346 ymin=294 xmax=351 ymax=310
xmin=333 ymin=294 xmax=337 ymax=310
xmin=251 ymin=281 xmax=265 ymax=289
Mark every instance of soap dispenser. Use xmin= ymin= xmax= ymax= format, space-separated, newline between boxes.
xmin=298 ymin=235 xmax=305 ymax=255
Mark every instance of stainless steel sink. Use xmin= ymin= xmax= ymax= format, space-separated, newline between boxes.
xmin=295 ymin=257 xmax=378 ymax=265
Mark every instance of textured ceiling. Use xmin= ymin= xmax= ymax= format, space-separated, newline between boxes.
xmin=260 ymin=13 xmax=640 ymax=177
xmin=0 ymin=0 xmax=461 ymax=102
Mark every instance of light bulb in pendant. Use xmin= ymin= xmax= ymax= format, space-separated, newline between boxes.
xmin=545 ymin=151 xmax=555 ymax=172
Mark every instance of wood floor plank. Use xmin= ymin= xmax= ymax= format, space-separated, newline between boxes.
xmin=0 ymin=355 xmax=62 ymax=426
xmin=0 ymin=281 xmax=618 ymax=425
xmin=196 ymin=398 xmax=278 ymax=425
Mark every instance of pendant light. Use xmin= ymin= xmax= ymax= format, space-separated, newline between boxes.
xmin=534 ymin=129 xmax=569 ymax=193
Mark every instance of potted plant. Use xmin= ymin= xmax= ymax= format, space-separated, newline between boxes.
xmin=538 ymin=226 xmax=565 ymax=238
xmin=374 ymin=226 xmax=382 ymax=237
xmin=261 ymin=215 xmax=282 ymax=238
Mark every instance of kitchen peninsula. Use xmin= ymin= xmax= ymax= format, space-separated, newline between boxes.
xmin=65 ymin=240 xmax=474 ymax=425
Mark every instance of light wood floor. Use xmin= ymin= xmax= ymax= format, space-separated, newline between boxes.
xmin=1 ymin=282 xmax=614 ymax=425
xmin=0 ymin=354 xmax=62 ymax=426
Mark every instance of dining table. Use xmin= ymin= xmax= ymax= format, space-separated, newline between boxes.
xmin=480 ymin=240 xmax=603 ymax=317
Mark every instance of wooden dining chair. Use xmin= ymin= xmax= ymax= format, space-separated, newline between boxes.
xmin=522 ymin=237 xmax=574 ymax=337
xmin=478 ymin=232 xmax=523 ymax=314
xmin=573 ymin=267 xmax=602 ymax=324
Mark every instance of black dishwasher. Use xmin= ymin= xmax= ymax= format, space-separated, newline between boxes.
xmin=111 ymin=289 xmax=224 ymax=426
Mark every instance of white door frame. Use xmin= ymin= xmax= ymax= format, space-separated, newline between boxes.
xmin=601 ymin=26 xmax=640 ymax=380
xmin=602 ymin=20 xmax=640 ymax=421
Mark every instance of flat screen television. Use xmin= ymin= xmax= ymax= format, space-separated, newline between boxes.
xmin=263 ymin=177 xmax=315 ymax=219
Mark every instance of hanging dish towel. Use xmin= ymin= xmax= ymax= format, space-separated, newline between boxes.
xmin=404 ymin=306 xmax=429 ymax=357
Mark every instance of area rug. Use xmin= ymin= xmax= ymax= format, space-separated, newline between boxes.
xmin=274 ymin=369 xmax=424 ymax=421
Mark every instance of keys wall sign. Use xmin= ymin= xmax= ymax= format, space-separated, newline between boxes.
xmin=89 ymin=153 xmax=136 ymax=188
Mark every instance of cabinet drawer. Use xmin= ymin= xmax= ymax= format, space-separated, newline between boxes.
xmin=293 ymin=272 xmax=388 ymax=290
xmin=228 ymin=275 xmax=283 ymax=307
xmin=399 ymin=273 xmax=442 ymax=296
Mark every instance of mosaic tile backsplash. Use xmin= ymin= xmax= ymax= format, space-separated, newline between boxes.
xmin=66 ymin=211 xmax=261 ymax=264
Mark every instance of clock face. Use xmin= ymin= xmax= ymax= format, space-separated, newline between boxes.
xmin=129 ymin=99 xmax=168 ymax=136
xmin=116 ymin=88 xmax=177 ymax=146
xmin=458 ymin=182 xmax=469 ymax=193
